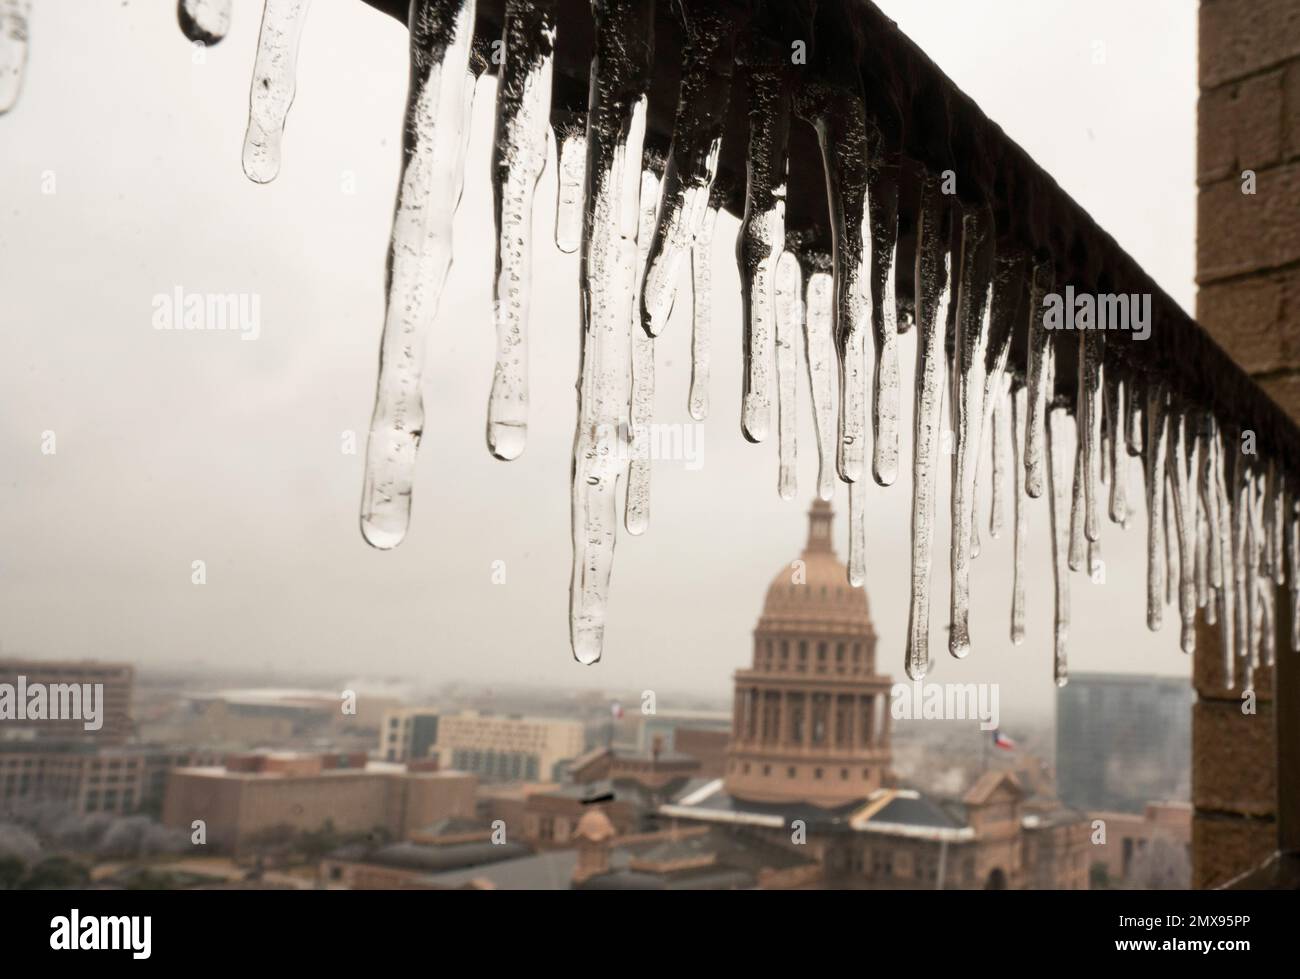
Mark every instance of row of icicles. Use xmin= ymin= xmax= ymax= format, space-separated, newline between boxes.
xmin=4 ymin=0 xmax=1296 ymax=687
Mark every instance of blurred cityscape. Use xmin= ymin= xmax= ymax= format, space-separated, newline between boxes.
xmin=0 ymin=502 xmax=1190 ymax=891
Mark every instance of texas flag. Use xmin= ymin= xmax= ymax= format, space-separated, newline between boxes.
xmin=610 ymin=701 xmax=624 ymax=720
xmin=992 ymin=729 xmax=1017 ymax=751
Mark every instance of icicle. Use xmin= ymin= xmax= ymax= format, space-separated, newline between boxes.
xmin=1230 ymin=446 xmax=1250 ymax=669
xmin=1199 ymin=417 xmax=1223 ymax=593
xmin=1289 ymin=493 xmax=1300 ymax=652
xmin=867 ymin=160 xmax=901 ymax=486
xmin=1105 ymin=372 xmax=1128 ymax=524
xmin=1195 ymin=505 xmax=1209 ymax=610
xmin=774 ymin=249 xmax=801 ymax=500
xmin=1164 ymin=474 xmax=1177 ymax=607
xmin=1079 ymin=331 xmax=1103 ymax=544
xmin=799 ymin=85 xmax=871 ymax=484
xmin=970 ymin=258 xmax=1021 ymax=559
xmin=1023 ymin=261 xmax=1052 ymax=498
xmin=485 ymin=0 xmax=556 ymax=462
xmin=849 ymin=480 xmax=867 ymax=587
xmin=1166 ymin=409 xmax=1199 ymax=654
xmin=948 ymin=206 xmax=994 ymax=659
xmin=688 ymin=193 xmax=721 ymax=421
xmin=1245 ymin=468 xmax=1263 ymax=669
xmin=1215 ymin=424 xmax=1238 ymax=686
xmin=1145 ymin=383 xmax=1169 ymax=630
xmin=1258 ymin=574 xmax=1276 ymax=667
xmin=1047 ymin=406 xmax=1073 ymax=687
xmin=1267 ymin=460 xmax=1285 ymax=586
xmin=1068 ymin=444 xmax=1085 ymax=572
xmin=179 ymin=0 xmax=232 ymax=45
xmin=0 ymin=0 xmax=30 ymax=115
xmin=1126 ymin=376 xmax=1144 ymax=457
xmin=803 ymin=251 xmax=836 ymax=502
xmin=735 ymin=66 xmax=790 ymax=443
xmin=1010 ymin=384 xmax=1028 ymax=644
xmin=641 ymin=4 xmax=733 ymax=338
xmin=567 ymin=0 xmax=654 ymax=665
xmin=553 ymin=113 xmax=587 ymax=253
xmin=360 ymin=0 xmax=477 ymax=550
xmin=905 ymin=178 xmax=951 ymax=680
xmin=990 ymin=378 xmax=1010 ymax=539
xmin=242 ymin=0 xmax=313 ymax=184
xmin=625 ymin=161 xmax=662 ymax=535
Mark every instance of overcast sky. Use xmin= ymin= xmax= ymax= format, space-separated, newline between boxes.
xmin=0 ymin=1 xmax=1198 ymax=722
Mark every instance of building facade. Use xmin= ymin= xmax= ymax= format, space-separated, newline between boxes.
xmin=162 ymin=751 xmax=477 ymax=852
xmin=1056 ymin=673 xmax=1192 ymax=813
xmin=434 ymin=711 xmax=585 ymax=783
xmin=0 ymin=658 xmax=134 ymax=745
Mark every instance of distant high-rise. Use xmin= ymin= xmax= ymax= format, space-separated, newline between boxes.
xmin=1056 ymin=673 xmax=1192 ymax=813
xmin=0 ymin=658 xmax=134 ymax=745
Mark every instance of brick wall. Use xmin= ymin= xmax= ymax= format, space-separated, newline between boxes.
xmin=1194 ymin=0 xmax=1300 ymax=886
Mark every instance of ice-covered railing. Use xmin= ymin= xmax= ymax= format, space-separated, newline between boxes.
xmin=6 ymin=0 xmax=1299 ymax=692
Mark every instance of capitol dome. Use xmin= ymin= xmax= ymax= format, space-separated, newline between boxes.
xmin=757 ymin=499 xmax=875 ymax=636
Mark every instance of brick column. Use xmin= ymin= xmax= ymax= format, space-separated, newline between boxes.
xmin=1195 ymin=0 xmax=1300 ymax=886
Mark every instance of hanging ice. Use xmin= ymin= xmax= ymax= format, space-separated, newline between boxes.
xmin=904 ymin=178 xmax=951 ymax=680
xmin=1214 ymin=423 xmax=1238 ymax=686
xmin=1166 ymin=409 xmax=1199 ymax=653
xmin=568 ymin=0 xmax=654 ymax=665
xmin=1145 ymin=384 xmax=1169 ymax=630
xmin=242 ymin=0 xmax=313 ymax=184
xmin=735 ymin=67 xmax=790 ymax=443
xmin=360 ymin=0 xmax=477 ymax=549
xmin=485 ymin=1 xmax=557 ymax=462
xmin=867 ymin=157 xmax=901 ymax=486
xmin=1105 ymin=372 xmax=1128 ymax=525
xmin=0 ymin=0 xmax=31 ymax=115
xmin=1010 ymin=384 xmax=1028 ymax=644
xmin=179 ymin=0 xmax=232 ymax=44
xmin=971 ymin=255 xmax=1022 ymax=556
xmin=1023 ymin=261 xmax=1052 ymax=498
xmin=799 ymin=84 xmax=871 ymax=485
xmin=849 ymin=480 xmax=867 ymax=588
xmin=626 ymin=160 xmax=662 ymax=535
xmin=1079 ymin=330 xmax=1103 ymax=545
xmin=774 ymin=249 xmax=802 ymax=500
xmin=554 ymin=113 xmax=587 ymax=253
xmin=948 ymin=207 xmax=994 ymax=659
xmin=688 ymin=196 xmax=721 ymax=421
xmin=1047 ymin=405 xmax=1073 ymax=687
xmin=1068 ymin=444 xmax=1085 ymax=572
xmin=990 ymin=380 xmax=1010 ymax=540
xmin=803 ymin=251 xmax=836 ymax=502
xmin=640 ymin=3 xmax=733 ymax=339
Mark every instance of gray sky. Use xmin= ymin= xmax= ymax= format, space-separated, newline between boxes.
xmin=0 ymin=1 xmax=1197 ymax=722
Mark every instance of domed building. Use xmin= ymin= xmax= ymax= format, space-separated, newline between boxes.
xmin=655 ymin=498 xmax=1094 ymax=889
xmin=725 ymin=499 xmax=894 ymax=807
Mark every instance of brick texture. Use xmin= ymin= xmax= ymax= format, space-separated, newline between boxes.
xmin=1198 ymin=68 xmax=1285 ymax=184
xmin=1196 ymin=270 xmax=1300 ymax=374
xmin=1191 ymin=812 xmax=1278 ymax=888
xmin=1201 ymin=0 xmax=1300 ymax=88
xmin=1198 ymin=160 xmax=1300 ymax=282
xmin=1193 ymin=700 xmax=1277 ymax=816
